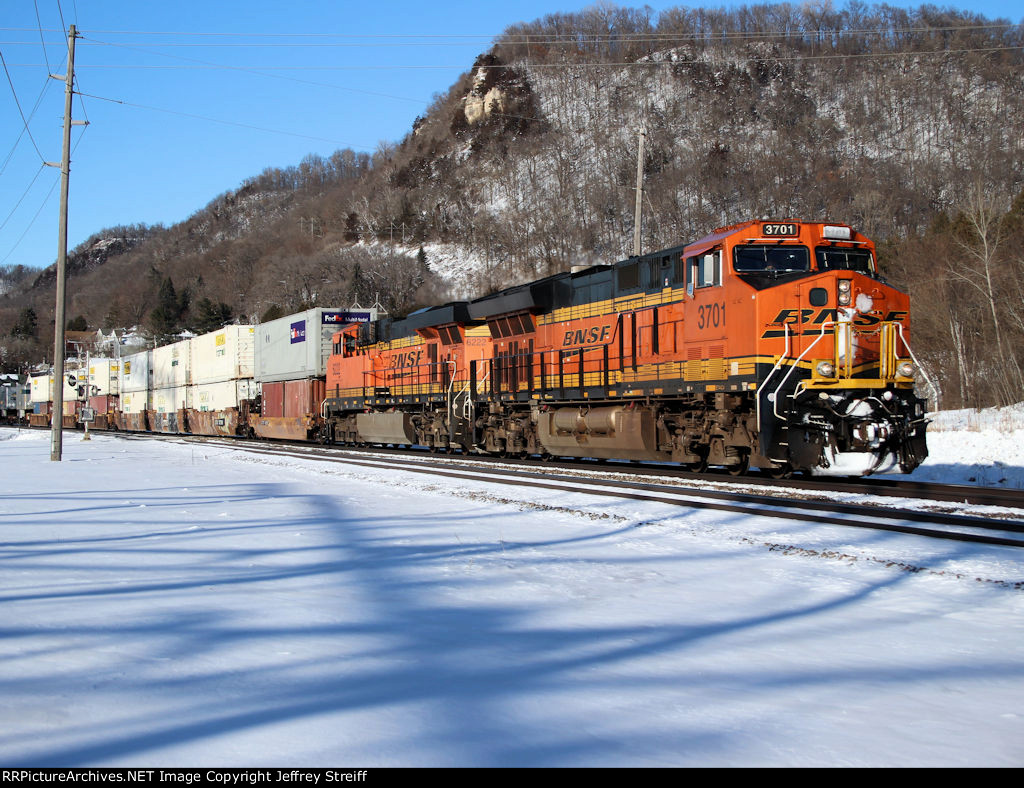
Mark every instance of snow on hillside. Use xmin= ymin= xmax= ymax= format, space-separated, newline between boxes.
xmin=0 ymin=409 xmax=1021 ymax=767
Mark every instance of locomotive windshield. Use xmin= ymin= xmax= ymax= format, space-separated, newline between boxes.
xmin=815 ymin=246 xmax=874 ymax=273
xmin=733 ymin=245 xmax=810 ymax=273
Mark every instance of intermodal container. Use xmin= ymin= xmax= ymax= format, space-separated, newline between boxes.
xmin=255 ymin=308 xmax=375 ymax=383
xmin=260 ymin=381 xmax=285 ymax=418
xmin=120 ymin=350 xmax=152 ymax=394
xmin=29 ymin=374 xmax=52 ymax=403
xmin=88 ymin=358 xmax=120 ymax=395
xmin=152 ymin=339 xmax=192 ymax=389
xmin=152 ymin=386 xmax=190 ymax=414
xmin=120 ymin=390 xmax=149 ymax=415
xmin=191 ymin=379 xmax=258 ymax=411
xmin=88 ymin=395 xmax=117 ymax=414
xmin=191 ymin=325 xmax=256 ymax=385
xmin=284 ymin=379 xmax=326 ymax=418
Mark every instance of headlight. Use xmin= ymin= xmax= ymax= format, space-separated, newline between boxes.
xmin=897 ymin=361 xmax=914 ymax=378
xmin=815 ymin=361 xmax=836 ymax=377
xmin=838 ymin=279 xmax=852 ymax=306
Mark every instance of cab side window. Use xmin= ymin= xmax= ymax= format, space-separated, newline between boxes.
xmin=687 ymin=250 xmax=721 ymax=295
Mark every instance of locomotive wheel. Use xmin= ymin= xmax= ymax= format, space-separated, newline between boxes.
xmin=687 ymin=455 xmax=708 ymax=473
xmin=727 ymin=453 xmax=750 ymax=476
xmin=768 ymin=463 xmax=793 ymax=479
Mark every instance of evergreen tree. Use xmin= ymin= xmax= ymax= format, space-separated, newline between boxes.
xmin=260 ymin=304 xmax=285 ymax=322
xmin=11 ymin=307 xmax=37 ymax=339
xmin=149 ymin=277 xmax=189 ymax=337
xmin=193 ymin=298 xmax=233 ymax=333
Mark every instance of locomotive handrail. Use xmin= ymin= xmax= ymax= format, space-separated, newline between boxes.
xmin=894 ymin=322 xmax=940 ymax=407
xmin=756 ymin=321 xmax=791 ymax=426
xmin=769 ymin=321 xmax=835 ymax=420
xmin=445 ymin=360 xmax=460 ymax=448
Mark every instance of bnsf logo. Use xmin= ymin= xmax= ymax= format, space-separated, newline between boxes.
xmin=390 ymin=350 xmax=424 ymax=368
xmin=562 ymin=325 xmax=612 ymax=347
xmin=762 ymin=308 xmax=909 ymax=337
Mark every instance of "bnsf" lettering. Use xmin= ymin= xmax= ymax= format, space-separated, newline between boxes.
xmin=762 ymin=308 xmax=909 ymax=337
xmin=562 ymin=325 xmax=612 ymax=347
xmin=390 ymin=350 xmax=424 ymax=368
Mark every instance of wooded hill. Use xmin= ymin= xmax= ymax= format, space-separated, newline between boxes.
xmin=2 ymin=2 xmax=1022 ymax=409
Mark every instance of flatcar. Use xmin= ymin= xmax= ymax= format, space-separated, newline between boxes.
xmin=323 ymin=220 xmax=929 ymax=476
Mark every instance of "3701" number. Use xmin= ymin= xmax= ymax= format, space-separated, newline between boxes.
xmin=697 ymin=302 xmax=725 ymax=329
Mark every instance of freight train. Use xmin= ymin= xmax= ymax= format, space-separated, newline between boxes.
xmin=19 ymin=220 xmax=929 ymax=477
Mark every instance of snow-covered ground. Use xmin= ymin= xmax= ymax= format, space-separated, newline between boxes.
xmin=878 ymin=403 xmax=1024 ymax=488
xmin=1 ymin=413 xmax=1022 ymax=767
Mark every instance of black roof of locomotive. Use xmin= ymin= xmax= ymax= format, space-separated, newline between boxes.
xmin=400 ymin=302 xmax=472 ymax=332
xmin=468 ymin=272 xmax=573 ymax=320
xmin=370 ymin=242 xmax=693 ymax=343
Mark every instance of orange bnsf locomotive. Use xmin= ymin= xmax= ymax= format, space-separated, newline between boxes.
xmin=323 ymin=220 xmax=929 ymax=476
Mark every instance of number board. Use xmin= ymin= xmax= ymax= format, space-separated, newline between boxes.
xmin=762 ymin=223 xmax=799 ymax=237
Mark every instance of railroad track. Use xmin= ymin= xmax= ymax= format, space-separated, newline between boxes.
xmin=19 ymin=423 xmax=1022 ymax=509
xmin=181 ymin=435 xmax=1024 ymax=550
xmin=196 ymin=432 xmax=1023 ymax=510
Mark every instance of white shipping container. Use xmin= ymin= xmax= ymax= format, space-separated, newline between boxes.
xmin=255 ymin=308 xmax=375 ymax=383
xmin=191 ymin=379 xmax=258 ymax=411
xmin=29 ymin=374 xmax=52 ymax=403
xmin=28 ymin=374 xmax=78 ymax=403
xmin=120 ymin=350 xmax=152 ymax=394
xmin=120 ymin=390 xmax=150 ymax=415
xmin=151 ymin=386 xmax=190 ymax=414
xmin=152 ymin=339 xmax=193 ymax=389
xmin=191 ymin=325 xmax=255 ymax=385
xmin=88 ymin=357 xmax=120 ymax=395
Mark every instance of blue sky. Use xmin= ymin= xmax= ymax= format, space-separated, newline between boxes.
xmin=2 ymin=0 xmax=1022 ymax=274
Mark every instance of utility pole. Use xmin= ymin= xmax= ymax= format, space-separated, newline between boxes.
xmin=632 ymin=128 xmax=646 ymax=257
xmin=48 ymin=24 xmax=80 ymax=461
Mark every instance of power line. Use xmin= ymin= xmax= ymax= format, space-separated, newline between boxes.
xmin=14 ymin=42 xmax=1016 ymax=71
xmin=78 ymin=91 xmax=377 ymax=149
xmin=2 ymin=20 xmax=1019 ymax=37
xmin=0 ymin=48 xmax=46 ymax=163
xmin=0 ymin=96 xmax=86 ymax=267
xmin=0 ymin=158 xmax=58 ymax=266
xmin=0 ymin=163 xmax=48 ymax=233
xmin=0 ymin=71 xmax=54 ymax=176
xmin=54 ymin=0 xmax=66 ymax=39
xmin=32 ymin=0 xmax=51 ymax=73
xmin=78 ymin=36 xmax=430 ymax=105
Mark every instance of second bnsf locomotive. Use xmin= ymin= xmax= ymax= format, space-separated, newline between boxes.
xmin=322 ymin=221 xmax=929 ymax=477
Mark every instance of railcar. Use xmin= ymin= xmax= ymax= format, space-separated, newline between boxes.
xmin=0 ymin=376 xmax=30 ymax=425
xmin=323 ymin=220 xmax=929 ymax=476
